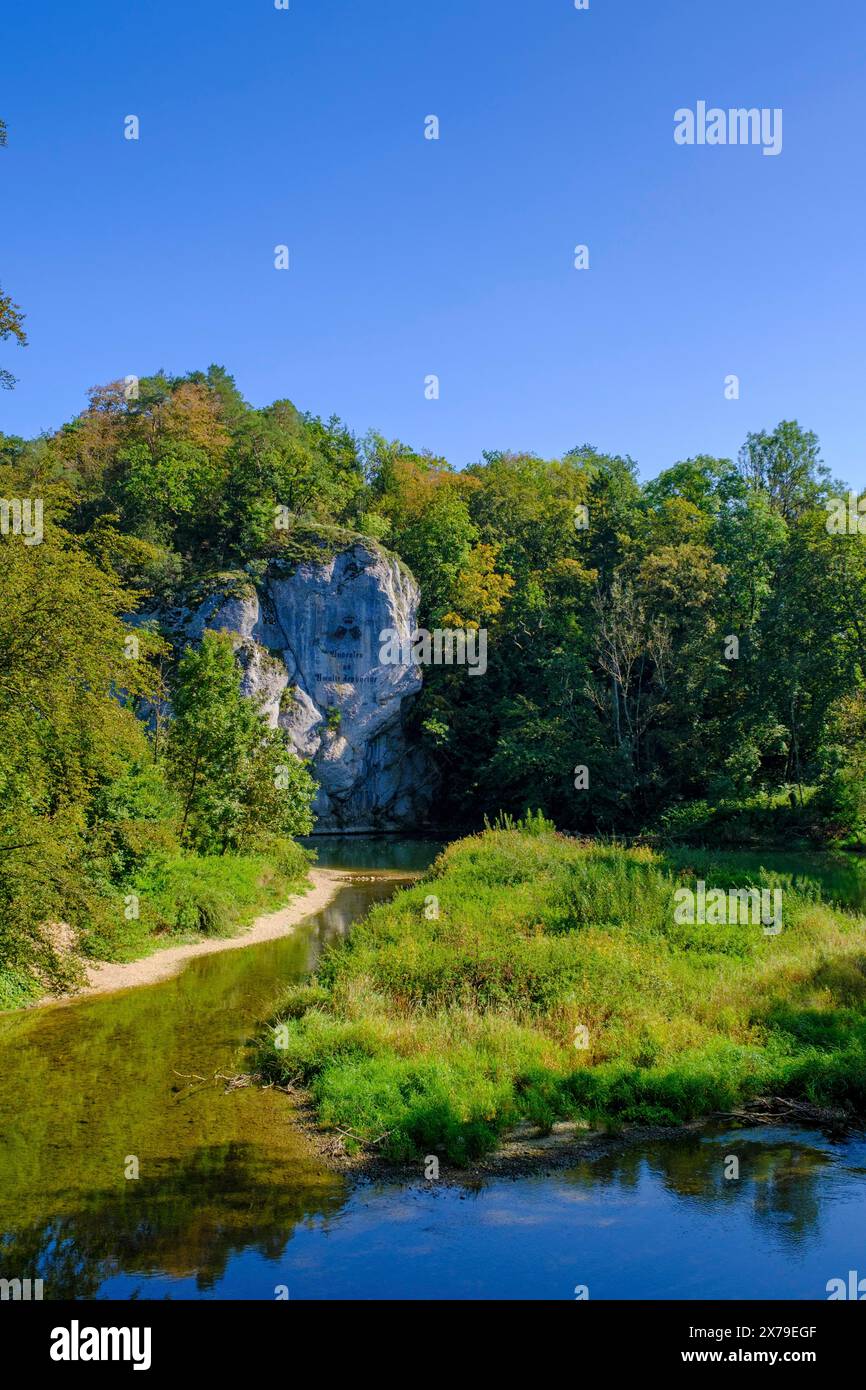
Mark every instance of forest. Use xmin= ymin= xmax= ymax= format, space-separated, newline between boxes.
xmin=2 ymin=364 xmax=866 ymax=1003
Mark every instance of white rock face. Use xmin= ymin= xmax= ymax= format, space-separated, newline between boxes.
xmin=182 ymin=544 xmax=434 ymax=832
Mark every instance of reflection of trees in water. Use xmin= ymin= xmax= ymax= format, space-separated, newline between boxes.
xmin=0 ymin=875 xmax=408 ymax=1300
xmin=300 ymin=838 xmax=443 ymax=873
xmin=567 ymin=1131 xmax=832 ymax=1248
xmin=0 ymin=922 xmax=354 ymax=1301
xmin=0 ymin=1141 xmax=347 ymax=1298
xmin=304 ymin=880 xmax=417 ymax=958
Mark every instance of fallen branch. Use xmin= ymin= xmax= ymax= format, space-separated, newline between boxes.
xmin=710 ymin=1095 xmax=853 ymax=1129
xmin=215 ymin=1070 xmax=260 ymax=1093
xmin=334 ymin=1125 xmax=393 ymax=1147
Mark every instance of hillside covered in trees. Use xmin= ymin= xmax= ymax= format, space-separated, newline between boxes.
xmin=2 ymin=366 xmax=866 ymax=1000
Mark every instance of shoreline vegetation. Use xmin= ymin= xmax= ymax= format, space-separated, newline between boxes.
xmin=259 ymin=823 xmax=866 ymax=1168
xmin=33 ymin=867 xmax=351 ymax=1007
xmin=7 ymin=370 xmax=866 ymax=1013
xmin=0 ymin=835 xmax=316 ymax=1012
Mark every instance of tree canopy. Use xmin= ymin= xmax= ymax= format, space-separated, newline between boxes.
xmin=4 ymin=364 xmax=866 ymax=996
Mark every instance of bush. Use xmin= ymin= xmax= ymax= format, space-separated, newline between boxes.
xmin=82 ymin=839 xmax=312 ymax=961
xmin=260 ymin=829 xmax=866 ymax=1164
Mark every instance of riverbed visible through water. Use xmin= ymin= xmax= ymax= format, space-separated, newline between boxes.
xmin=0 ymin=837 xmax=864 ymax=1300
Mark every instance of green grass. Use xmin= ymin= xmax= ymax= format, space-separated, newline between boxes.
xmin=648 ymin=787 xmax=821 ymax=847
xmin=81 ymin=838 xmax=313 ymax=963
xmin=0 ymin=839 xmax=314 ymax=1008
xmin=259 ymin=830 xmax=866 ymax=1165
xmin=0 ymin=966 xmax=42 ymax=1012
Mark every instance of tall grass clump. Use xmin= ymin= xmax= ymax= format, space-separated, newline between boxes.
xmin=82 ymin=838 xmax=313 ymax=962
xmin=259 ymin=829 xmax=866 ymax=1164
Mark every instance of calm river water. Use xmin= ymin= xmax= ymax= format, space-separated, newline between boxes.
xmin=0 ymin=838 xmax=863 ymax=1300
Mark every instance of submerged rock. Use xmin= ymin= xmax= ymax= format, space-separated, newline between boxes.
xmin=179 ymin=542 xmax=434 ymax=832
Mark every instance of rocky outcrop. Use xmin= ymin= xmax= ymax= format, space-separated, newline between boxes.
xmin=178 ymin=543 xmax=434 ymax=832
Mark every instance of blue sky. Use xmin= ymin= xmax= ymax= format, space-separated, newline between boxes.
xmin=2 ymin=0 xmax=864 ymax=485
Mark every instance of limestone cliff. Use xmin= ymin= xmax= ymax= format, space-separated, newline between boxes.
xmin=177 ymin=543 xmax=434 ymax=832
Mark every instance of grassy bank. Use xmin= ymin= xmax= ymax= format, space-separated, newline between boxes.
xmin=85 ymin=839 xmax=314 ymax=961
xmin=645 ymin=784 xmax=866 ymax=851
xmin=259 ymin=829 xmax=866 ymax=1164
xmin=0 ymin=838 xmax=313 ymax=1010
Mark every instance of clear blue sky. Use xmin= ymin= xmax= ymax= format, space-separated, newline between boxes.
xmin=2 ymin=0 xmax=864 ymax=485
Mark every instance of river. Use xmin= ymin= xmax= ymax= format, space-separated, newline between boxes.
xmin=0 ymin=837 xmax=863 ymax=1301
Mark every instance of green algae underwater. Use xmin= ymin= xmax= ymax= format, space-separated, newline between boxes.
xmin=0 ymin=873 xmax=407 ymax=1297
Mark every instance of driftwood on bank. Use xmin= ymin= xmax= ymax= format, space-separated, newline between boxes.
xmin=710 ymin=1095 xmax=854 ymax=1130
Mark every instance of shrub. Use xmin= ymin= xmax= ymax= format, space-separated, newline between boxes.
xmin=260 ymin=830 xmax=866 ymax=1163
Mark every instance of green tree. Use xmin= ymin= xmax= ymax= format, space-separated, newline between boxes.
xmin=737 ymin=421 xmax=831 ymax=521
xmin=0 ymin=285 xmax=27 ymax=390
xmin=0 ymin=489 xmax=157 ymax=990
xmin=167 ymin=631 xmax=315 ymax=852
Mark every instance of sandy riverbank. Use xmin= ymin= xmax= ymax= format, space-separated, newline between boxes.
xmin=40 ymin=868 xmax=352 ymax=1005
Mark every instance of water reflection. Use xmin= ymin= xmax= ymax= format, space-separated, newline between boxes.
xmin=567 ymin=1127 xmax=836 ymax=1249
xmin=299 ymin=835 xmax=445 ymax=872
xmin=0 ymin=877 xmax=413 ymax=1300
xmin=1 ymin=840 xmax=864 ymax=1300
